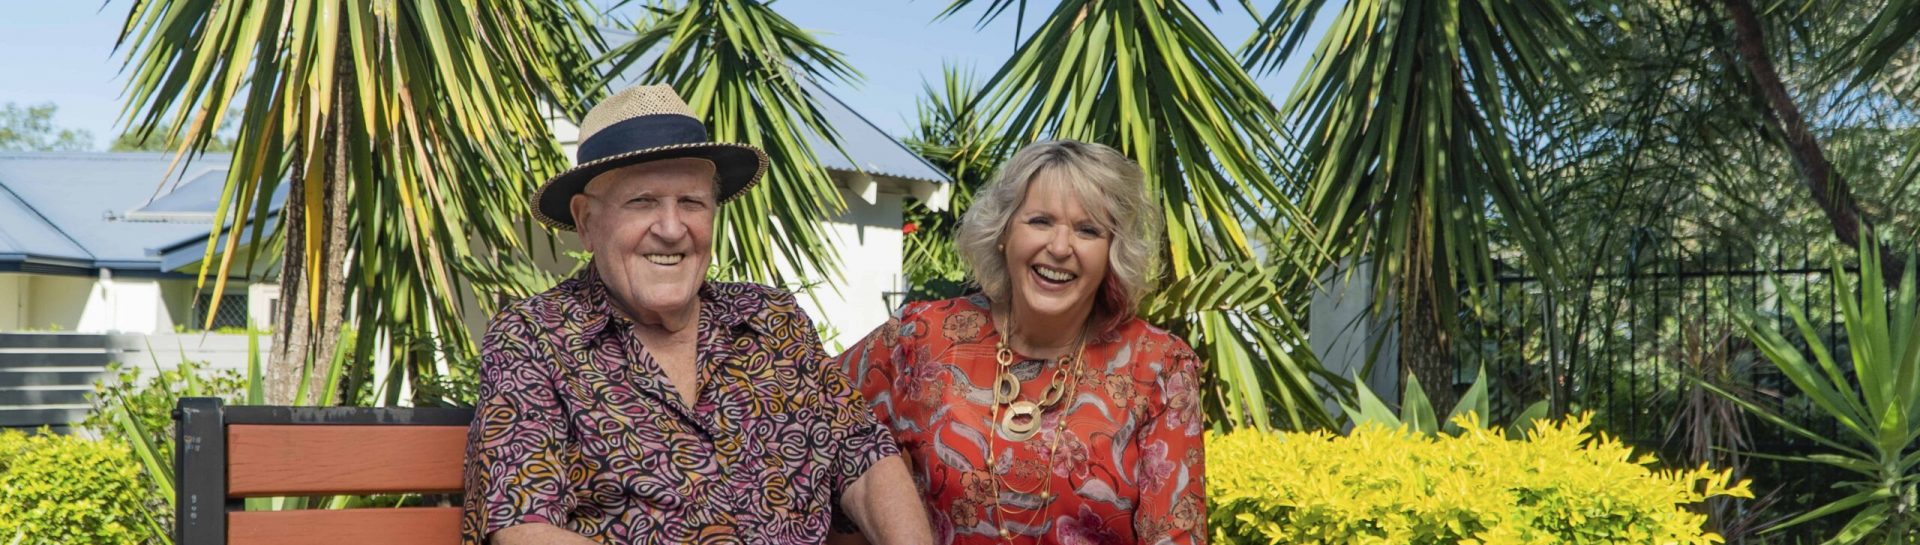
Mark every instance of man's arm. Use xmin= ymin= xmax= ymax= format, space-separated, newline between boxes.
xmin=492 ymin=523 xmax=601 ymax=545
xmin=839 ymin=455 xmax=932 ymax=545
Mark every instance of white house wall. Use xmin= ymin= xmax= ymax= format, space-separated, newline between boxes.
xmin=779 ymin=184 xmax=906 ymax=350
xmin=0 ymin=273 xmax=25 ymax=330
xmin=25 ymin=275 xmax=90 ymax=331
xmin=158 ymin=279 xmax=196 ymax=330
xmin=75 ymin=274 xmax=171 ymax=334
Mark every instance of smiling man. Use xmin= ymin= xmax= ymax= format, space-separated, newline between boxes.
xmin=462 ymin=85 xmax=932 ymax=545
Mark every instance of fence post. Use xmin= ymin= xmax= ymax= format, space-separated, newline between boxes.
xmin=174 ymin=397 xmax=227 ymax=545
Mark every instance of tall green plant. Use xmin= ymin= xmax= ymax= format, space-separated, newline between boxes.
xmin=115 ymin=0 xmax=605 ymax=405
xmin=1245 ymin=0 xmax=1582 ymax=416
xmin=941 ymin=0 xmax=1336 ymax=430
xmin=602 ymin=0 xmax=858 ymax=286
xmin=902 ymin=66 xmax=1005 ymax=300
xmin=1712 ymin=238 xmax=1920 ymax=544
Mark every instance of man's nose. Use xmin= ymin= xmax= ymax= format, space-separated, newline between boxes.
xmin=651 ymin=207 xmax=689 ymax=241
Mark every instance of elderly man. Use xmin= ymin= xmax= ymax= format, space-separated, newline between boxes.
xmin=462 ymin=85 xmax=932 ymax=545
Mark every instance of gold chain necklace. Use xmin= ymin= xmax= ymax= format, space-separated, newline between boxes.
xmin=986 ymin=334 xmax=1084 ymax=542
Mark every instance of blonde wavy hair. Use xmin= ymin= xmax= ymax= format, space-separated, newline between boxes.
xmin=957 ymin=140 xmax=1163 ymax=332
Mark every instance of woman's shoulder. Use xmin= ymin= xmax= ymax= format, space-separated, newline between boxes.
xmin=885 ymin=294 xmax=993 ymax=344
xmin=893 ymin=293 xmax=990 ymax=322
xmin=1105 ymin=317 xmax=1202 ymax=369
xmin=1109 ymin=316 xmax=1193 ymax=349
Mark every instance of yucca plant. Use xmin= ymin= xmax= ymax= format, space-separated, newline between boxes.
xmin=1245 ymin=0 xmax=1584 ymax=417
xmin=1710 ymin=238 xmax=1920 ymax=544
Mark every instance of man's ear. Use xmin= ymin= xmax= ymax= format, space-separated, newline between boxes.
xmin=569 ymin=193 xmax=594 ymax=252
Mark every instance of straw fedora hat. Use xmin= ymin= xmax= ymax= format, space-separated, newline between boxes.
xmin=532 ymin=84 xmax=769 ymax=231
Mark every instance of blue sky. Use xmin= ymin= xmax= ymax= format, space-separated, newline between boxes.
xmin=0 ymin=0 xmax=1317 ymax=149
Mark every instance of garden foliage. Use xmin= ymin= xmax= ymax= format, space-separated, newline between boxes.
xmin=1207 ymin=414 xmax=1752 ymax=545
xmin=0 ymin=430 xmax=156 ymax=545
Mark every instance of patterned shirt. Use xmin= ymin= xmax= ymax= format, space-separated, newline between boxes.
xmin=462 ymin=266 xmax=899 ymax=545
xmin=833 ymin=295 xmax=1207 ymax=545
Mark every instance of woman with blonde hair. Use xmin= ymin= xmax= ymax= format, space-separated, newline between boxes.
xmin=834 ymin=140 xmax=1206 ymax=544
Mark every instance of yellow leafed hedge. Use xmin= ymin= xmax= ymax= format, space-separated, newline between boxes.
xmin=1207 ymin=414 xmax=1752 ymax=545
xmin=0 ymin=430 xmax=154 ymax=545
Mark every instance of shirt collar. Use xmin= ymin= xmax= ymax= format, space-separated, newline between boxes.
xmin=565 ymin=263 xmax=765 ymax=338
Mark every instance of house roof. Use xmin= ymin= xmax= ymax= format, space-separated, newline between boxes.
xmin=798 ymin=78 xmax=951 ymax=186
xmin=0 ymin=152 xmax=280 ymax=275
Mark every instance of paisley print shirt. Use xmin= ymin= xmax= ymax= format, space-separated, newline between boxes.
xmin=462 ymin=266 xmax=899 ymax=545
xmin=832 ymin=295 xmax=1207 ymax=545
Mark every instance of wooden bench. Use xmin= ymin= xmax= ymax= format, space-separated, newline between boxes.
xmin=173 ymin=397 xmax=475 ymax=545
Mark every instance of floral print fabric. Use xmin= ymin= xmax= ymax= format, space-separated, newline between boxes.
xmin=462 ymin=266 xmax=899 ymax=545
xmin=833 ymin=295 xmax=1207 ymax=545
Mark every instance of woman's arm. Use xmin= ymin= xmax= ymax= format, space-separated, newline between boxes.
xmin=1132 ymin=341 xmax=1209 ymax=545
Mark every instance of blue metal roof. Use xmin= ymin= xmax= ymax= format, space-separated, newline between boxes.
xmin=0 ymin=152 xmax=279 ymax=275
xmin=798 ymin=78 xmax=951 ymax=184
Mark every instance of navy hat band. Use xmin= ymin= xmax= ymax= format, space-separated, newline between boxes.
xmin=576 ymin=114 xmax=710 ymax=165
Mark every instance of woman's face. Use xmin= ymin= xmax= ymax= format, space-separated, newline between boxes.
xmin=1002 ymin=173 xmax=1111 ymax=334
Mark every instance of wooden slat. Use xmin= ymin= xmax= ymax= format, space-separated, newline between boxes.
xmin=229 ymin=508 xmax=461 ymax=545
xmin=227 ymin=424 xmax=467 ymax=496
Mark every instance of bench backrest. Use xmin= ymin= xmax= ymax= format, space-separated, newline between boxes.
xmin=173 ymin=397 xmax=475 ymax=545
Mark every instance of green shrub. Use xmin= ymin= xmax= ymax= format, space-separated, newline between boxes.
xmin=1207 ymin=414 xmax=1753 ymax=545
xmin=83 ymin=361 xmax=245 ymax=465
xmin=79 ymin=360 xmax=246 ymax=544
xmin=0 ymin=430 xmax=157 ymax=545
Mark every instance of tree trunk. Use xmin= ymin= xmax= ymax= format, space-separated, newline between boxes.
xmin=1720 ymin=0 xmax=1903 ymax=281
xmin=1392 ymin=137 xmax=1459 ymax=417
xmin=1400 ymin=277 xmax=1457 ymax=418
xmin=267 ymin=147 xmax=312 ymax=405
xmin=266 ymin=41 xmax=355 ymax=406
xmin=304 ymin=50 xmax=354 ymax=406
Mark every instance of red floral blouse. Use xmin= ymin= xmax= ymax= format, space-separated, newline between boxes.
xmin=833 ymin=295 xmax=1207 ymax=545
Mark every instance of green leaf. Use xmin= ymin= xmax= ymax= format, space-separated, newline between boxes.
xmin=1401 ymin=373 xmax=1438 ymax=436
xmin=1444 ymin=366 xmax=1491 ymax=434
xmin=1347 ymin=371 xmax=1402 ymax=430
xmin=1826 ymin=502 xmax=1890 ymax=545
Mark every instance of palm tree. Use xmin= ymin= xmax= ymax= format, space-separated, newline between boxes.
xmin=902 ymin=66 xmax=1006 ymax=301
xmin=601 ymin=0 xmax=860 ymax=287
xmin=941 ymin=0 xmax=1341 ymax=430
xmin=116 ymin=0 xmax=605 ymax=405
xmin=1243 ymin=0 xmax=1585 ymax=415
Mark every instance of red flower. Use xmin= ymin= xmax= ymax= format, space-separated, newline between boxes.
xmin=903 ymin=222 xmax=920 ymax=235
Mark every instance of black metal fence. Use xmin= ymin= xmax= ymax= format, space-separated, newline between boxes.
xmin=1466 ymin=249 xmax=1865 ymax=542
xmin=1466 ymin=250 xmax=1856 ymax=442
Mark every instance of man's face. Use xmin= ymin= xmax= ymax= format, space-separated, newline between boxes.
xmin=570 ymin=158 xmax=718 ymax=326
